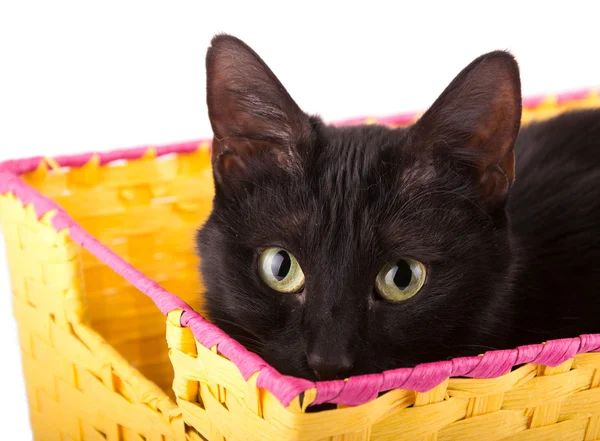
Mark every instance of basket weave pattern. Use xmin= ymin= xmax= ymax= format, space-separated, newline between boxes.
xmin=0 ymin=88 xmax=599 ymax=440
xmin=16 ymin=145 xmax=214 ymax=394
xmin=0 ymin=195 xmax=202 ymax=441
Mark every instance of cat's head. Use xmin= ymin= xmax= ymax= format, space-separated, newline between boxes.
xmin=197 ymin=35 xmax=522 ymax=380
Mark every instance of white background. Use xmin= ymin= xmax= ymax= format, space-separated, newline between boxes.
xmin=1 ymin=1 xmax=599 ymax=438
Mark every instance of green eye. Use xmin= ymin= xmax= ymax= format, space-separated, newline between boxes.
xmin=375 ymin=258 xmax=426 ymax=302
xmin=259 ymin=247 xmax=305 ymax=293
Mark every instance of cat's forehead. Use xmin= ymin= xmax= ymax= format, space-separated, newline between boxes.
xmin=292 ymin=124 xmax=432 ymax=226
xmin=320 ymin=124 xmax=407 ymax=153
xmin=308 ymin=124 xmax=435 ymax=190
xmin=237 ymin=124 xmax=468 ymax=256
xmin=309 ymin=124 xmax=406 ymax=178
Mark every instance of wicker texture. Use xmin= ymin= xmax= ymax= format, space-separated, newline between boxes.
xmin=19 ymin=145 xmax=213 ymax=394
xmin=169 ymin=316 xmax=600 ymax=441
xmin=0 ymin=88 xmax=599 ymax=440
xmin=0 ymin=194 xmax=204 ymax=441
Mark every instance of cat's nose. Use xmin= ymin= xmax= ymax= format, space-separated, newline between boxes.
xmin=307 ymin=352 xmax=355 ymax=381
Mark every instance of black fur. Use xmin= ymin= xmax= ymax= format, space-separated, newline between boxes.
xmin=197 ymin=34 xmax=600 ymax=381
xmin=508 ymin=109 xmax=600 ymax=345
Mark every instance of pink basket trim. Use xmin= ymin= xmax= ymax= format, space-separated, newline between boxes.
xmin=313 ymin=379 xmax=347 ymax=405
xmin=380 ymin=367 xmax=413 ymax=392
xmin=333 ymin=374 xmax=384 ymax=406
xmin=0 ymin=172 xmax=191 ymax=316
xmin=256 ymin=366 xmax=316 ymax=408
xmin=402 ymin=361 xmax=454 ymax=392
xmin=532 ymin=338 xmax=582 ymax=367
xmin=466 ymin=350 xmax=518 ymax=378
xmin=333 ymin=111 xmax=418 ymax=127
xmin=556 ymin=89 xmax=593 ymax=104
xmin=333 ymin=87 xmax=598 ymax=129
xmin=523 ymin=87 xmax=598 ymax=108
xmin=0 ymin=140 xmax=203 ymax=176
xmin=580 ymin=334 xmax=600 ymax=353
xmin=0 ymin=87 xmax=599 ymax=408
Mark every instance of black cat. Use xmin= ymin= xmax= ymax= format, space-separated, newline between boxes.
xmin=197 ymin=34 xmax=600 ymax=381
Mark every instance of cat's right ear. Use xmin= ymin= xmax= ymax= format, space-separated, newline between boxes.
xmin=206 ymin=35 xmax=312 ymax=189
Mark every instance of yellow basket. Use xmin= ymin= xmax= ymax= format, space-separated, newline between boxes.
xmin=1 ymin=88 xmax=600 ymax=441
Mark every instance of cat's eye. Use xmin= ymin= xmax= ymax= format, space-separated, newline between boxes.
xmin=375 ymin=258 xmax=426 ymax=302
xmin=259 ymin=247 xmax=305 ymax=293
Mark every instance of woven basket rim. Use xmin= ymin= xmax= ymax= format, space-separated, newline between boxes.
xmin=1 ymin=86 xmax=599 ymax=408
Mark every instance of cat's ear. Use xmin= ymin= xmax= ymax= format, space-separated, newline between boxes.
xmin=410 ymin=51 xmax=522 ymax=206
xmin=206 ymin=34 xmax=312 ymax=188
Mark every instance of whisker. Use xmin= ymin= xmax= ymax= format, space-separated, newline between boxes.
xmin=212 ymin=317 xmax=263 ymax=340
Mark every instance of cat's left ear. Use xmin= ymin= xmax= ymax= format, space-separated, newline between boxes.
xmin=409 ymin=51 xmax=522 ymax=206
xmin=206 ymin=35 xmax=312 ymax=188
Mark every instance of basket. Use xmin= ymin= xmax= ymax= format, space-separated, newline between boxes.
xmin=1 ymin=88 xmax=599 ymax=441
